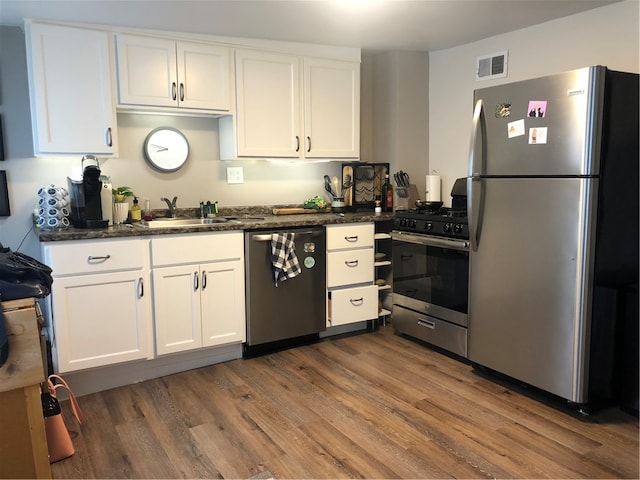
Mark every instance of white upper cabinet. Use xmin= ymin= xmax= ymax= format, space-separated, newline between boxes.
xmin=231 ymin=49 xmax=359 ymax=160
xmin=26 ymin=22 xmax=117 ymax=155
xmin=115 ymin=34 xmax=231 ymax=112
xmin=304 ymin=58 xmax=360 ymax=159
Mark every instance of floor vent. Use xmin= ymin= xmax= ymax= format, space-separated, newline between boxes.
xmin=476 ymin=51 xmax=508 ymax=81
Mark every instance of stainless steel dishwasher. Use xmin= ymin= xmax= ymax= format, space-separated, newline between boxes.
xmin=244 ymin=227 xmax=326 ymax=356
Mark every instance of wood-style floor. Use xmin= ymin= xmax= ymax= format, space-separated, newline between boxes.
xmin=52 ymin=324 xmax=639 ymax=479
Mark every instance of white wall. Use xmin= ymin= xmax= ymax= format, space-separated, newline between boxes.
xmin=429 ymin=0 xmax=640 ymax=203
xmin=371 ymin=51 xmax=429 ymax=194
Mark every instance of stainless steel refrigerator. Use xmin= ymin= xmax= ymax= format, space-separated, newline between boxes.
xmin=466 ymin=66 xmax=638 ymax=407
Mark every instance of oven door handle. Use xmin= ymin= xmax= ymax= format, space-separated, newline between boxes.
xmin=391 ymin=231 xmax=469 ymax=251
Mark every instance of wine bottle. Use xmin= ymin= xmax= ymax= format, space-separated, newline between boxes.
xmin=381 ymin=174 xmax=393 ymax=212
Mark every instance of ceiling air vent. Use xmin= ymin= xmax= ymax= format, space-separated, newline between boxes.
xmin=476 ymin=50 xmax=508 ymax=81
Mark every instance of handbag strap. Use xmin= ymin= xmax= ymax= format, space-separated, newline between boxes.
xmin=47 ymin=374 xmax=85 ymax=425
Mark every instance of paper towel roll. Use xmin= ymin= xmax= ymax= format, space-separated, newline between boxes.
xmin=425 ymin=175 xmax=441 ymax=201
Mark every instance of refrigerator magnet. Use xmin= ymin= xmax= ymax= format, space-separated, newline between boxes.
xmin=527 ymin=101 xmax=547 ymax=118
xmin=495 ymin=102 xmax=511 ymax=118
xmin=508 ymin=119 xmax=525 ymax=138
xmin=528 ymin=127 xmax=548 ymax=144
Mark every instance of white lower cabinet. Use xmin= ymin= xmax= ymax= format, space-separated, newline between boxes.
xmin=326 ymin=223 xmax=377 ymax=327
xmin=41 ymin=238 xmax=152 ymax=372
xmin=329 ymin=284 xmax=378 ymax=327
xmin=150 ymin=232 xmax=245 ymax=355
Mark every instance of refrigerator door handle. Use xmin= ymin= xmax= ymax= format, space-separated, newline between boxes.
xmin=468 ymin=99 xmax=484 ymax=177
xmin=467 ymin=176 xmax=483 ymax=251
xmin=468 ymin=99 xmax=485 ymax=251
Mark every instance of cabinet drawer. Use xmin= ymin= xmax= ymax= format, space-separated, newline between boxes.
xmin=330 ymin=285 xmax=378 ymax=326
xmin=151 ymin=231 xmax=243 ymax=266
xmin=326 ymin=223 xmax=374 ymax=250
xmin=327 ymin=249 xmax=373 ymax=288
xmin=43 ymin=239 xmax=148 ymax=276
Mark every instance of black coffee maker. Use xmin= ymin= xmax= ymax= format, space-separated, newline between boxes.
xmin=67 ymin=155 xmax=109 ymax=229
xmin=450 ymin=177 xmax=468 ymax=213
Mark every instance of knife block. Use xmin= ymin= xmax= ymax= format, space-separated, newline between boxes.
xmin=395 ymin=184 xmax=420 ymax=211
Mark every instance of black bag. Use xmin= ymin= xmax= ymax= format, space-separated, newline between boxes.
xmin=0 ymin=244 xmax=53 ymax=300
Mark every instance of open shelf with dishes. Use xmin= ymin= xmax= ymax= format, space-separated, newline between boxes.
xmin=374 ymin=222 xmax=393 ymax=323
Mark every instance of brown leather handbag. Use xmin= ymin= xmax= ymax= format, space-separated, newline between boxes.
xmin=41 ymin=374 xmax=85 ymax=463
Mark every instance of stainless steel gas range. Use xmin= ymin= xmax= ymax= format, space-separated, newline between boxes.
xmin=391 ymin=179 xmax=470 ymax=358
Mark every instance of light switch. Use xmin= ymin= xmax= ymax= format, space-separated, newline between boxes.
xmin=226 ymin=167 xmax=244 ymax=184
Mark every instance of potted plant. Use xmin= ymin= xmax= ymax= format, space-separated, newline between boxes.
xmin=112 ymin=186 xmax=135 ymax=224
xmin=113 ymin=186 xmax=134 ymax=203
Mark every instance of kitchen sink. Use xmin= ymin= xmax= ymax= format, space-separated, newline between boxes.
xmin=134 ymin=216 xmax=266 ymax=228
xmin=135 ymin=217 xmax=233 ymax=228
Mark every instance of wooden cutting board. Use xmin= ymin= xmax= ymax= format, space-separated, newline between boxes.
xmin=272 ymin=208 xmax=330 ymax=215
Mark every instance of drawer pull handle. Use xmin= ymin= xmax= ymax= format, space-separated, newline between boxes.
xmin=138 ymin=277 xmax=144 ymax=298
xmin=344 ymin=235 xmax=359 ymax=242
xmin=344 ymin=260 xmax=359 ymax=267
xmin=417 ymin=319 xmax=436 ymax=329
xmin=194 ymin=271 xmax=199 ymax=291
xmin=349 ymin=297 xmax=364 ymax=306
xmin=87 ymin=255 xmax=111 ymax=262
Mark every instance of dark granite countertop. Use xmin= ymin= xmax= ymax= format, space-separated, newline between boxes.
xmin=36 ymin=206 xmax=395 ymax=242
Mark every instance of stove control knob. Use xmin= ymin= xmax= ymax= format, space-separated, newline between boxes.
xmin=425 ymin=222 xmax=433 ymax=231
xmin=409 ymin=219 xmax=417 ymax=228
xmin=453 ymin=223 xmax=464 ymax=234
xmin=443 ymin=222 xmax=453 ymax=233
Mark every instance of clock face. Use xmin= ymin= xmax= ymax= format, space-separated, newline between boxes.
xmin=143 ymin=127 xmax=190 ymax=172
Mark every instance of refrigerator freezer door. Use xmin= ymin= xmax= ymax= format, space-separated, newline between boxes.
xmin=472 ymin=66 xmax=604 ymax=177
xmin=467 ymin=177 xmax=597 ymax=403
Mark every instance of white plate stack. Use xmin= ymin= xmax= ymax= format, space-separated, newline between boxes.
xmin=36 ymin=184 xmax=71 ymax=230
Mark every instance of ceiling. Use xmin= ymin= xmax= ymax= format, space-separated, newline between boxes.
xmin=0 ymin=0 xmax=621 ymax=53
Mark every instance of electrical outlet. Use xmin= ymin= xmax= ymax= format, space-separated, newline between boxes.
xmin=226 ymin=167 xmax=244 ymax=184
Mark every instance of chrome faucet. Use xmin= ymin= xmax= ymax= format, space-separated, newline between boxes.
xmin=160 ymin=196 xmax=178 ymax=218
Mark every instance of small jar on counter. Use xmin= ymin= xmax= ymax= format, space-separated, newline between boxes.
xmin=143 ymin=198 xmax=153 ymax=221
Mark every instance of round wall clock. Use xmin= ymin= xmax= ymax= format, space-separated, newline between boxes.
xmin=143 ymin=127 xmax=190 ymax=172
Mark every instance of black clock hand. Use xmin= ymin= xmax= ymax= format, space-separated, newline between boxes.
xmin=150 ymin=144 xmax=168 ymax=152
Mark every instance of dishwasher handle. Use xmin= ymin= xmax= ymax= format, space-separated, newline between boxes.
xmin=251 ymin=230 xmax=322 ymax=242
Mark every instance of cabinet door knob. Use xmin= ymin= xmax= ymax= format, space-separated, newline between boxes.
xmin=179 ymin=83 xmax=185 ymax=102
xmin=138 ymin=277 xmax=144 ymax=298
xmin=306 ymin=136 xmax=311 ymax=152
xmin=106 ymin=128 xmax=112 ymax=147
xmin=295 ymin=136 xmax=300 ymax=152
xmin=201 ymin=270 xmax=207 ymax=290
xmin=172 ymin=82 xmax=177 ymax=101
xmin=194 ymin=271 xmax=199 ymax=291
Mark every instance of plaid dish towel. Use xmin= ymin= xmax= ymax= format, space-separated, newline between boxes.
xmin=271 ymin=233 xmax=301 ymax=286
